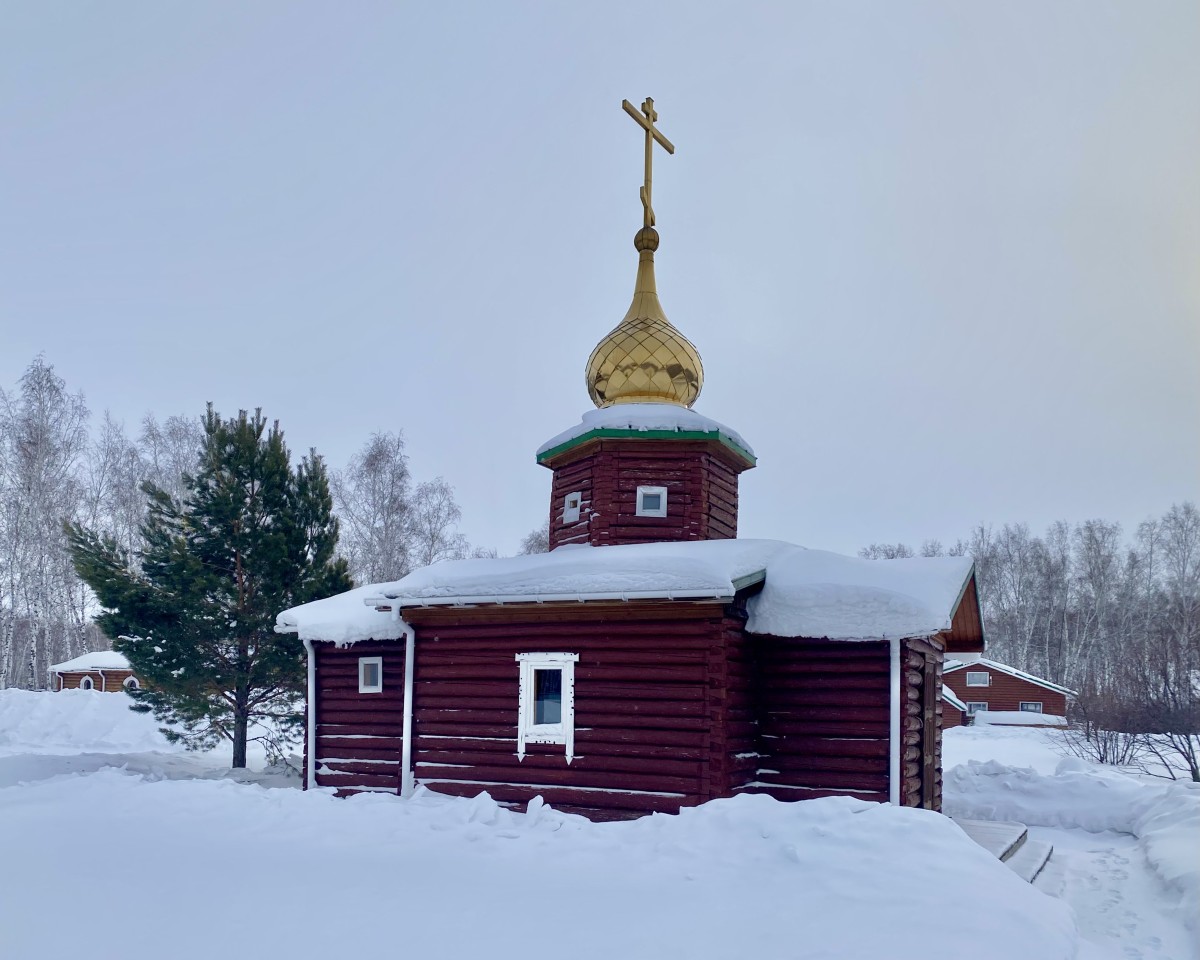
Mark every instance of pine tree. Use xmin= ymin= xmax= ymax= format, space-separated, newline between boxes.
xmin=66 ymin=406 xmax=351 ymax=768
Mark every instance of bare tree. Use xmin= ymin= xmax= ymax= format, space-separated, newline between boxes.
xmin=410 ymin=478 xmax=470 ymax=568
xmin=858 ymin=542 xmax=914 ymax=560
xmin=332 ymin=432 xmax=414 ymax=583
xmin=0 ymin=357 xmax=89 ymax=688
xmin=519 ymin=520 xmax=550 ymax=555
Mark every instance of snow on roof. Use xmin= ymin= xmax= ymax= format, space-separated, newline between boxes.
xmin=944 ymin=658 xmax=1077 ymax=697
xmin=536 ymin=403 xmax=754 ymax=460
xmin=49 ymin=651 xmax=131 ymax=673
xmin=277 ymin=539 xmax=975 ymax=646
xmin=942 ymin=685 xmax=968 ymax=712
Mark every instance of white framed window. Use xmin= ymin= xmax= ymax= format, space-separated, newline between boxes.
xmin=515 ymin=653 xmax=578 ymax=763
xmin=562 ymin=491 xmax=582 ymax=524
xmin=358 ymin=656 xmax=383 ymax=694
xmin=123 ymin=676 xmax=140 ymax=690
xmin=965 ymin=671 xmax=991 ymax=687
xmin=635 ymin=485 xmax=668 ymax=517
xmin=79 ymin=676 xmax=94 ymax=690
xmin=967 ymin=702 xmax=988 ymax=715
xmin=1019 ymin=702 xmax=1043 ymax=713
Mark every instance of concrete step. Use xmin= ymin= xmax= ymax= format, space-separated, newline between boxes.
xmin=1004 ymin=838 xmax=1054 ymax=884
xmin=953 ymin=818 xmax=1028 ymax=861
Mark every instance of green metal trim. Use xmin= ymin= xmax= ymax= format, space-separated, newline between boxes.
xmin=731 ymin=568 xmax=767 ymax=592
xmin=537 ymin=428 xmax=756 ymax=467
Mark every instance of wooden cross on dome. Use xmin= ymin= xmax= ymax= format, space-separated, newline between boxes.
xmin=622 ymin=97 xmax=675 ymax=228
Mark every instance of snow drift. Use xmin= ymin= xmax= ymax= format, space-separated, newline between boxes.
xmin=945 ymin=757 xmax=1200 ymax=930
xmin=0 ymin=769 xmax=1082 ymax=960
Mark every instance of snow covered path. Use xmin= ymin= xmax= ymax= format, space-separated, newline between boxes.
xmin=1033 ymin=827 xmax=1197 ymax=960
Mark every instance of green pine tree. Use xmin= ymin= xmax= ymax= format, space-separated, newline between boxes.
xmin=66 ymin=406 xmax=352 ymax=768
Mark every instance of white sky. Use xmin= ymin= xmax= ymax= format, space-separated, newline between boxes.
xmin=2 ymin=2 xmax=1197 ymax=557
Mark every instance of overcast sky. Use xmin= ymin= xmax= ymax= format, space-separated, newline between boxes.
xmin=2 ymin=2 xmax=1197 ymax=558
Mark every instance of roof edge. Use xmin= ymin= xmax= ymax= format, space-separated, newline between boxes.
xmin=536 ymin=427 xmax=756 ymax=468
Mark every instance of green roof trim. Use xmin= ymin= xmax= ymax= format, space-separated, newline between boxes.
xmin=537 ymin=427 xmax=757 ymax=467
xmin=731 ymin=568 xmax=767 ymax=592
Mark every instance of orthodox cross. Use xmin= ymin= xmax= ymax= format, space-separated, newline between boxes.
xmin=622 ymin=97 xmax=675 ymax=228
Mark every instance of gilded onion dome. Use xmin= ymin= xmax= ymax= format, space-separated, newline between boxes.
xmin=586 ymin=226 xmax=704 ymax=408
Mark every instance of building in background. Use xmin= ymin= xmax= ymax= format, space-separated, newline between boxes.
xmin=943 ymin=658 xmax=1074 ymax=721
xmin=50 ymin=651 xmax=138 ymax=693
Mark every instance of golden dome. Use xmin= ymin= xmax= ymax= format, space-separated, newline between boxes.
xmin=586 ymin=227 xmax=704 ymax=408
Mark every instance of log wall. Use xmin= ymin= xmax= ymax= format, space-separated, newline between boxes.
xmin=404 ymin=602 xmax=730 ymax=820
xmin=943 ymin=664 xmax=1068 ymax=716
xmin=311 ymin=640 xmax=408 ymax=795
xmin=55 ymin=669 xmax=135 ymax=692
xmin=545 ymin=439 xmax=747 ymax=550
xmin=739 ymin=638 xmax=892 ymax=804
xmin=899 ymin=637 xmax=944 ymax=811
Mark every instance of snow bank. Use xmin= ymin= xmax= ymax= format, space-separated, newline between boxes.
xmin=278 ymin=538 xmax=975 ymax=646
xmin=0 ymin=688 xmax=175 ymax=757
xmin=973 ymin=710 xmax=1068 ymax=727
xmin=0 ymin=771 xmax=1081 ymax=960
xmin=945 ymin=757 xmax=1200 ymax=928
xmin=536 ymin=402 xmax=754 ymax=458
xmin=48 ymin=650 xmax=130 ymax=672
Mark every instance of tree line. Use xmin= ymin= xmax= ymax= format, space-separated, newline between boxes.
xmin=0 ymin=357 xmax=486 ymax=691
xmin=863 ymin=505 xmax=1200 ymax=779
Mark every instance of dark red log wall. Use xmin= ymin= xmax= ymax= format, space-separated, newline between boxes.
xmin=545 ymin=438 xmax=746 ymax=550
xmin=311 ymin=640 xmax=408 ymax=795
xmin=405 ymin=601 xmax=732 ymax=820
xmin=944 ymin=664 xmax=1068 ymax=715
xmin=739 ymin=638 xmax=892 ymax=804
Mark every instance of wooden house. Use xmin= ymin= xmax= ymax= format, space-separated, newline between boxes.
xmin=941 ymin=686 xmax=969 ymax=729
xmin=50 ymin=651 xmax=138 ymax=693
xmin=276 ymin=99 xmax=986 ymax=820
xmin=943 ymin=658 xmax=1074 ymax=720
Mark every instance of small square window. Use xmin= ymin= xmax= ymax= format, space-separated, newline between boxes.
xmin=636 ymin=485 xmax=668 ymax=517
xmin=1019 ymin=702 xmax=1043 ymax=713
xmin=563 ymin=492 xmax=582 ymax=524
xmin=359 ymin=657 xmax=383 ymax=694
xmin=967 ymin=702 xmax=988 ymax=715
xmin=965 ymin=671 xmax=991 ymax=687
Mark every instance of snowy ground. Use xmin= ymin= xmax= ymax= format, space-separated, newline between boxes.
xmin=945 ymin=726 xmax=1199 ymax=960
xmin=0 ymin=691 xmax=1195 ymax=960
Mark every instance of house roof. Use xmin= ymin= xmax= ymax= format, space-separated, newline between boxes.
xmin=49 ymin=651 xmax=130 ymax=673
xmin=277 ymin=539 xmax=977 ymax=648
xmin=535 ymin=403 xmax=755 ymax=466
xmin=941 ymin=685 xmax=968 ymax=712
xmin=943 ymin=658 xmax=1076 ymax=697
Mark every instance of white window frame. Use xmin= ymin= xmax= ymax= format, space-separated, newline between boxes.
xmin=123 ymin=676 xmax=140 ymax=690
xmin=515 ymin=653 xmax=578 ymax=764
xmin=562 ymin=491 xmax=582 ymax=525
xmin=635 ymin=485 xmax=668 ymax=518
xmin=1019 ymin=701 xmax=1043 ymax=713
xmin=965 ymin=671 xmax=991 ymax=687
xmin=79 ymin=676 xmax=94 ymax=691
xmin=358 ymin=656 xmax=383 ymax=694
xmin=967 ymin=702 xmax=988 ymax=715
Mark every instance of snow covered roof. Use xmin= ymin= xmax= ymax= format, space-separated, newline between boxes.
xmin=942 ymin=685 xmax=968 ymax=712
xmin=277 ymin=539 xmax=976 ymax=646
xmin=49 ymin=651 xmax=131 ymax=673
xmin=944 ymin=658 xmax=1076 ymax=697
xmin=536 ymin=403 xmax=755 ymax=464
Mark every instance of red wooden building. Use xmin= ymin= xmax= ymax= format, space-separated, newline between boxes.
xmin=50 ymin=651 xmax=139 ymax=693
xmin=277 ymin=100 xmax=986 ymax=819
xmin=943 ymin=658 xmax=1073 ymax=720
xmin=941 ymin=686 xmax=969 ymax=729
